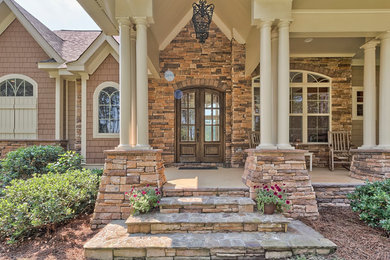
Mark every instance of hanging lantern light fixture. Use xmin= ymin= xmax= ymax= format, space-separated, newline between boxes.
xmin=192 ymin=0 xmax=214 ymax=43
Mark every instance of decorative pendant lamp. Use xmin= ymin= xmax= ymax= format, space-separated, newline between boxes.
xmin=192 ymin=0 xmax=214 ymax=43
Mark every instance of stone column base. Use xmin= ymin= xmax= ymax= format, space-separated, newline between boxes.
xmin=243 ymin=149 xmax=319 ymax=220
xmin=350 ymin=149 xmax=390 ymax=182
xmin=91 ymin=149 xmax=166 ymax=229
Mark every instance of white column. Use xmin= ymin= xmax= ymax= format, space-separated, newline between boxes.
xmin=360 ymin=41 xmax=379 ymax=149
xmin=277 ymin=20 xmax=293 ymax=149
xmin=81 ymin=74 xmax=88 ymax=160
xmin=378 ymin=32 xmax=390 ymax=149
xmin=130 ymin=28 xmax=137 ymax=147
xmin=135 ymin=17 xmax=151 ymax=149
xmin=257 ymin=20 xmax=276 ymax=149
xmin=54 ymin=75 xmax=61 ymax=140
xmin=271 ymin=29 xmax=278 ymax=145
xmin=116 ymin=18 xmax=133 ymax=150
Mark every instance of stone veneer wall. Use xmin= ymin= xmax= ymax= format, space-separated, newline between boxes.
xmin=243 ymin=149 xmax=319 ymax=220
xmin=148 ymin=21 xmax=252 ymax=167
xmin=91 ymin=149 xmax=166 ymax=229
xmin=350 ymin=149 xmax=390 ymax=181
xmin=295 ymin=144 xmax=329 ymax=168
xmin=313 ymin=183 xmax=363 ymax=208
xmin=0 ymin=140 xmax=68 ymax=158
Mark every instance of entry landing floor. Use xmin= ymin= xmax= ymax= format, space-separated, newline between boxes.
xmin=164 ymin=167 xmax=364 ymax=189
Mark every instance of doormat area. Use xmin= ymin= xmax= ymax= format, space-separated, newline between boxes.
xmin=178 ymin=166 xmax=218 ymax=170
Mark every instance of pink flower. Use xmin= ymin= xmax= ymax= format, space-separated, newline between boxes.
xmin=274 ymin=192 xmax=278 ymax=196
xmin=157 ymin=201 xmax=160 ymax=204
xmin=142 ymin=191 xmax=146 ymax=195
xmin=155 ymin=188 xmax=159 ymax=191
xmin=133 ymin=194 xmax=137 ymax=198
xmin=266 ymin=189 xmax=270 ymax=192
xmin=146 ymin=184 xmax=150 ymax=187
xmin=278 ymin=195 xmax=282 ymax=199
xmin=286 ymin=200 xmax=290 ymax=204
xmin=271 ymin=186 xmax=274 ymax=190
xmin=125 ymin=192 xmax=128 ymax=195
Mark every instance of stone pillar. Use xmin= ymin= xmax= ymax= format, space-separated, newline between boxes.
xmin=117 ymin=18 xmax=133 ymax=150
xmin=350 ymin=149 xmax=390 ymax=181
xmin=91 ymin=149 xmax=166 ymax=229
xmin=243 ymin=149 xmax=319 ymax=220
xmin=271 ymin=29 xmax=278 ymax=145
xmin=277 ymin=20 xmax=293 ymax=149
xmin=258 ymin=20 xmax=276 ymax=149
xmin=135 ymin=17 xmax=150 ymax=149
xmin=360 ymin=41 xmax=379 ymax=149
xmin=378 ymin=32 xmax=390 ymax=149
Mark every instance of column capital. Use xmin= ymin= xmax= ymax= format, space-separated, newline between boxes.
xmin=133 ymin=17 xmax=149 ymax=27
xmin=258 ymin=19 xmax=273 ymax=29
xmin=278 ymin=19 xmax=291 ymax=28
xmin=361 ymin=40 xmax=380 ymax=50
xmin=117 ymin=17 xmax=131 ymax=27
xmin=378 ymin=31 xmax=390 ymax=40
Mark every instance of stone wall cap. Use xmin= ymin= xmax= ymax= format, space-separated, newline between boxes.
xmin=104 ymin=149 xmax=163 ymax=155
xmin=245 ymin=148 xmax=308 ymax=153
xmin=312 ymin=183 xmax=365 ymax=188
xmin=350 ymin=148 xmax=390 ymax=153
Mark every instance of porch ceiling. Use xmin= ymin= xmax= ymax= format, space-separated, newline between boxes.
xmin=78 ymin=0 xmax=390 ymax=74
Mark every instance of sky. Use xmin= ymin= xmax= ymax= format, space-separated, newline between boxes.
xmin=15 ymin=0 xmax=100 ymax=31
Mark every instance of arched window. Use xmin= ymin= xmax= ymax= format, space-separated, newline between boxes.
xmin=93 ymin=82 xmax=119 ymax=138
xmin=0 ymin=75 xmax=37 ymax=139
xmin=251 ymin=70 xmax=331 ymax=143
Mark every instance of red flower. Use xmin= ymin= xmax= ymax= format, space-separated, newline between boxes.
xmin=283 ymin=190 xmax=286 ymax=192
xmin=283 ymin=184 xmax=286 ymax=186
xmin=155 ymin=188 xmax=159 ymax=191
xmin=125 ymin=192 xmax=128 ymax=195
xmin=274 ymin=192 xmax=278 ymax=196
xmin=286 ymin=200 xmax=290 ymax=204
xmin=157 ymin=201 xmax=160 ymax=204
xmin=142 ymin=191 xmax=146 ymax=195
xmin=156 ymin=191 xmax=161 ymax=195
xmin=146 ymin=184 xmax=150 ymax=187
xmin=264 ymin=185 xmax=268 ymax=189
xmin=266 ymin=189 xmax=270 ymax=192
xmin=133 ymin=194 xmax=137 ymax=198
xmin=278 ymin=195 xmax=282 ymax=199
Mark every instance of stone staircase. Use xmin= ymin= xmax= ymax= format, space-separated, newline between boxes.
xmin=84 ymin=188 xmax=337 ymax=259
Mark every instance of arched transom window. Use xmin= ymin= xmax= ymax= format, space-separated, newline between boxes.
xmin=0 ymin=75 xmax=37 ymax=139
xmin=251 ymin=71 xmax=331 ymax=143
xmin=93 ymin=82 xmax=120 ymax=138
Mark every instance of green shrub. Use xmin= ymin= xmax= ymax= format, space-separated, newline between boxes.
xmin=348 ymin=179 xmax=390 ymax=234
xmin=0 ymin=169 xmax=100 ymax=243
xmin=0 ymin=145 xmax=64 ymax=183
xmin=46 ymin=151 xmax=82 ymax=174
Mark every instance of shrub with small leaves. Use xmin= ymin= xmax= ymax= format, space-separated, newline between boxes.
xmin=348 ymin=179 xmax=390 ymax=234
xmin=0 ymin=169 xmax=100 ymax=243
xmin=126 ymin=185 xmax=161 ymax=215
xmin=0 ymin=145 xmax=64 ymax=186
xmin=46 ymin=151 xmax=82 ymax=174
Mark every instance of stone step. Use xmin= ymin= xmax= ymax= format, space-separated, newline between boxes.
xmin=126 ymin=212 xmax=290 ymax=234
xmin=159 ymin=196 xmax=255 ymax=214
xmin=162 ymin=186 xmax=249 ymax=197
xmin=84 ymin=220 xmax=337 ymax=260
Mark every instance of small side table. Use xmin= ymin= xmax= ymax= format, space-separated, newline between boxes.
xmin=304 ymin=152 xmax=313 ymax=171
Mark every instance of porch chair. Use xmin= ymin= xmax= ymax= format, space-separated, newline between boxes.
xmin=248 ymin=130 xmax=260 ymax=148
xmin=328 ymin=131 xmax=352 ymax=171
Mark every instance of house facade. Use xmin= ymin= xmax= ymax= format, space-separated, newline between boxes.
xmin=1 ymin=0 xmax=390 ymax=178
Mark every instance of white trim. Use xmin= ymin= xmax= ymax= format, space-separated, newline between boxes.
xmin=232 ymin=28 xmax=246 ymax=44
xmin=0 ymin=11 xmax=15 ymax=35
xmin=92 ymin=81 xmax=120 ymax=139
xmin=80 ymin=74 xmax=88 ymax=159
xmin=65 ymin=80 xmax=69 ymax=140
xmin=251 ymin=75 xmax=260 ymax=131
xmin=292 ymin=9 xmax=390 ymax=15
xmin=54 ymin=75 xmax=61 ymax=140
xmin=290 ymin=53 xmax=355 ymax=58
xmin=159 ymin=8 xmax=192 ymax=50
xmin=213 ymin=13 xmax=232 ymax=40
xmin=352 ymin=86 xmax=364 ymax=120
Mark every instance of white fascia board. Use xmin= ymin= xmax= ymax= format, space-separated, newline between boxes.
xmin=66 ymin=65 xmax=86 ymax=72
xmin=37 ymin=62 xmax=63 ymax=70
xmin=5 ymin=0 xmax=64 ymax=63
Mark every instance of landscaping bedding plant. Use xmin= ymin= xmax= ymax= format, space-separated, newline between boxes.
xmin=255 ymin=183 xmax=291 ymax=214
xmin=127 ymin=184 xmax=162 ymax=215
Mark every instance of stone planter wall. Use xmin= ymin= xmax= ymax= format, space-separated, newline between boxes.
xmin=313 ymin=183 xmax=364 ymax=208
xmin=91 ymin=149 xmax=166 ymax=229
xmin=243 ymin=149 xmax=319 ymax=220
xmin=0 ymin=139 xmax=68 ymax=158
xmin=350 ymin=149 xmax=390 ymax=181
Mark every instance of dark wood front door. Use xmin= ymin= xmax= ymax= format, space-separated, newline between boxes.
xmin=176 ymin=88 xmax=224 ymax=163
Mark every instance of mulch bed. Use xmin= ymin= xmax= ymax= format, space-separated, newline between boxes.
xmin=0 ymin=207 xmax=389 ymax=260
xmin=302 ymin=207 xmax=390 ymax=260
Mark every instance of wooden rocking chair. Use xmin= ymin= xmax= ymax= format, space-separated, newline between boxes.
xmin=328 ymin=131 xmax=352 ymax=171
xmin=248 ymin=130 xmax=260 ymax=148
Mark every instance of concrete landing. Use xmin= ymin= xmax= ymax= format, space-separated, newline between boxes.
xmin=84 ymin=220 xmax=337 ymax=259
